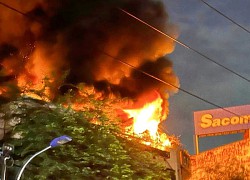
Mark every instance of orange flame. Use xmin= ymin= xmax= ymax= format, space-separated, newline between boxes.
xmin=123 ymin=92 xmax=163 ymax=138
xmin=122 ymin=91 xmax=172 ymax=150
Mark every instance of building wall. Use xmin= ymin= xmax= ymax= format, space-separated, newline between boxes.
xmin=167 ymin=146 xmax=191 ymax=180
xmin=190 ymin=138 xmax=250 ymax=179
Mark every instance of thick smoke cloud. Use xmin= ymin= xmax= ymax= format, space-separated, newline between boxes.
xmin=0 ymin=0 xmax=179 ymax=98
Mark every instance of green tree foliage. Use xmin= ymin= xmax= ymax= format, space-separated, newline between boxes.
xmin=2 ymin=88 xmax=172 ymax=179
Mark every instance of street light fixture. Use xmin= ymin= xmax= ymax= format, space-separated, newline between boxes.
xmin=1 ymin=143 xmax=14 ymax=180
xmin=16 ymin=135 xmax=72 ymax=180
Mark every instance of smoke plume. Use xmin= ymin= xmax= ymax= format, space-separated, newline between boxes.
xmin=0 ymin=0 xmax=179 ymax=99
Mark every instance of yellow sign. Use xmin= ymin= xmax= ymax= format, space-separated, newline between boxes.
xmin=194 ymin=105 xmax=250 ymax=136
xmin=200 ymin=113 xmax=250 ymax=128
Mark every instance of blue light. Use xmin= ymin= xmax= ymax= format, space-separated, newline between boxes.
xmin=50 ymin=135 xmax=72 ymax=148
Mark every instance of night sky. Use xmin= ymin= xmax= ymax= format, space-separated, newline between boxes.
xmin=162 ymin=0 xmax=250 ymax=154
xmin=1 ymin=0 xmax=250 ymax=155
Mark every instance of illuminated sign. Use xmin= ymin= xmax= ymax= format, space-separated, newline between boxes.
xmin=194 ymin=105 xmax=250 ymax=136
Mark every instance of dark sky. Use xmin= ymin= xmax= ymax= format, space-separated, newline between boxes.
xmin=1 ymin=0 xmax=250 ymax=155
xmin=162 ymin=0 xmax=250 ymax=154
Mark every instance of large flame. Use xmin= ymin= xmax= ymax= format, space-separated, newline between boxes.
xmin=121 ymin=91 xmax=172 ymax=150
xmin=123 ymin=91 xmax=163 ymax=137
xmin=0 ymin=0 xmax=179 ymax=100
xmin=0 ymin=0 xmax=179 ymax=150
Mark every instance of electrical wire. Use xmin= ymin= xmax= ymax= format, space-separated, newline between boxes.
xmin=200 ymin=0 xmax=250 ymax=34
xmin=100 ymin=49 xmax=240 ymax=117
xmin=0 ymin=1 xmax=244 ymax=116
xmin=0 ymin=1 xmax=27 ymax=17
xmin=118 ymin=8 xmax=250 ymax=83
xmin=1 ymin=0 xmax=249 ymax=84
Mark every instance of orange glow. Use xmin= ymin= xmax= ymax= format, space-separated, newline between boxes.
xmin=17 ymin=73 xmax=52 ymax=102
xmin=14 ymin=44 xmax=63 ymax=101
xmin=123 ymin=93 xmax=163 ymax=138
xmin=0 ymin=87 xmax=8 ymax=95
xmin=122 ymin=91 xmax=172 ymax=150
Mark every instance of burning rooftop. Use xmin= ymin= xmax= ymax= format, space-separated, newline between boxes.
xmin=119 ymin=90 xmax=173 ymax=150
xmin=0 ymin=0 xmax=181 ymax=154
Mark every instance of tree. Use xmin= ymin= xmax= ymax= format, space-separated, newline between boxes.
xmin=2 ymin=89 xmax=172 ymax=179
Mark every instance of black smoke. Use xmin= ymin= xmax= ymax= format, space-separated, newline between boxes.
xmin=0 ymin=0 xmax=179 ymax=98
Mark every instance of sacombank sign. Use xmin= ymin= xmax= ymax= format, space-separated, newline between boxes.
xmin=194 ymin=105 xmax=250 ymax=136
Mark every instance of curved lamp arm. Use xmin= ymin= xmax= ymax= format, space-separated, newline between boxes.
xmin=16 ymin=135 xmax=72 ymax=180
xmin=16 ymin=146 xmax=51 ymax=180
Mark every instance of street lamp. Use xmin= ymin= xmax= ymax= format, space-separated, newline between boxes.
xmin=1 ymin=143 xmax=14 ymax=180
xmin=16 ymin=135 xmax=72 ymax=180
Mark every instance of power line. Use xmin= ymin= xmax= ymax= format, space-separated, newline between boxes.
xmin=0 ymin=2 xmax=27 ymax=17
xmin=1 ymin=1 xmax=249 ymax=83
xmin=100 ymin=49 xmax=240 ymax=117
xmin=200 ymin=0 xmax=250 ymax=34
xmin=118 ymin=8 xmax=250 ymax=83
xmin=0 ymin=1 xmax=243 ymax=116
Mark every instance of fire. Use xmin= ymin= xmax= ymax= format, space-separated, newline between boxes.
xmin=121 ymin=91 xmax=172 ymax=150
xmin=123 ymin=92 xmax=163 ymax=137
xmin=0 ymin=0 xmax=179 ymax=152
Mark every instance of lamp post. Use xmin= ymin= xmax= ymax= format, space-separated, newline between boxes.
xmin=16 ymin=135 xmax=72 ymax=180
xmin=1 ymin=143 xmax=14 ymax=180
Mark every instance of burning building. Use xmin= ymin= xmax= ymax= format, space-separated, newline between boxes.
xmin=0 ymin=0 xmax=181 ymax=146
xmin=0 ymin=0 xmax=191 ymax=179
